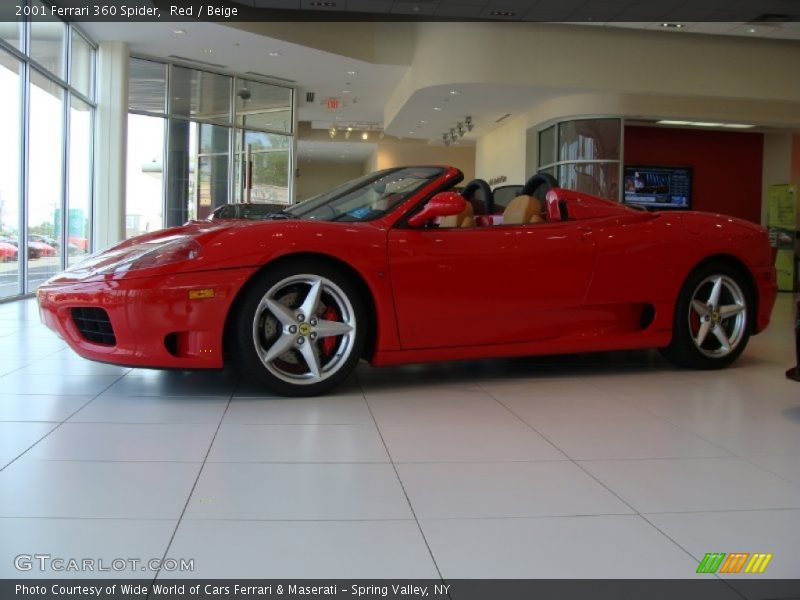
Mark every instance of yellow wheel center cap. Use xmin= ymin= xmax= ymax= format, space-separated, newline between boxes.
xmin=711 ymin=311 xmax=720 ymax=323
xmin=299 ymin=323 xmax=312 ymax=336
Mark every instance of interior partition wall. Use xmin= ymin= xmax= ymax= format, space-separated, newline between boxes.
xmin=0 ymin=14 xmax=96 ymax=300
xmin=127 ymin=57 xmax=294 ymax=238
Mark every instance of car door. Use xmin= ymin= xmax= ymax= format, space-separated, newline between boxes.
xmin=387 ymin=221 xmax=595 ymax=350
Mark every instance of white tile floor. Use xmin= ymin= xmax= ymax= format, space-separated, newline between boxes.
xmin=0 ymin=294 xmax=798 ymax=582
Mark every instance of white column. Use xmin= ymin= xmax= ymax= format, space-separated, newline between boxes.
xmin=94 ymin=41 xmax=128 ymax=249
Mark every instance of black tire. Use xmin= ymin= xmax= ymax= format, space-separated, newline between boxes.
xmin=230 ymin=259 xmax=366 ymax=397
xmin=660 ymin=261 xmax=752 ymax=369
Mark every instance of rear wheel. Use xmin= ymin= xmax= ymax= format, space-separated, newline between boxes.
xmin=660 ymin=263 xmax=751 ymax=369
xmin=231 ymin=261 xmax=365 ymax=396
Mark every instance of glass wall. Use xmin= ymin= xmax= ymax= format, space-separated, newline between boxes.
xmin=126 ymin=114 xmax=165 ymax=238
xmin=537 ymin=118 xmax=622 ymax=201
xmin=0 ymin=49 xmax=21 ymax=298
xmin=67 ymin=97 xmax=93 ymax=265
xmin=27 ymin=70 xmax=64 ymax=291
xmin=127 ymin=57 xmax=294 ymax=237
xmin=0 ymin=21 xmax=96 ymax=298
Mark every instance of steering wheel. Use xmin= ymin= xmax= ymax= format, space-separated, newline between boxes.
xmin=521 ymin=171 xmax=558 ymax=198
xmin=461 ymin=179 xmax=493 ymax=215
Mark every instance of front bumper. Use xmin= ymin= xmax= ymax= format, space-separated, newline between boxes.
xmin=37 ymin=267 xmax=256 ymax=369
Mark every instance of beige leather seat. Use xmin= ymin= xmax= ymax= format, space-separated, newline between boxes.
xmin=439 ymin=201 xmax=475 ymax=228
xmin=503 ymin=195 xmax=545 ymax=225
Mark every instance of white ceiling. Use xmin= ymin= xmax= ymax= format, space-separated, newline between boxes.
xmin=80 ymin=21 xmax=408 ymax=124
xmin=228 ymin=0 xmax=800 ymax=27
xmin=82 ymin=17 xmax=800 ymax=162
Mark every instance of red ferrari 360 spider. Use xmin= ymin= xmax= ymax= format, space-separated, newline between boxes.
xmin=38 ymin=166 xmax=777 ymax=396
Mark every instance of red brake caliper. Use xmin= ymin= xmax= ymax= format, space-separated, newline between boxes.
xmin=321 ymin=306 xmax=339 ymax=357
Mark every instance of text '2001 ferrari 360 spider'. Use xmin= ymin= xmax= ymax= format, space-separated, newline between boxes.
xmin=37 ymin=166 xmax=777 ymax=396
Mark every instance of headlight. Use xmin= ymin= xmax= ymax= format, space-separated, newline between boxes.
xmin=70 ymin=236 xmax=201 ymax=276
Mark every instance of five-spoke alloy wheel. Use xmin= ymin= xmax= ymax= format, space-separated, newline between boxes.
xmin=231 ymin=261 xmax=366 ymax=396
xmin=661 ymin=262 xmax=751 ymax=369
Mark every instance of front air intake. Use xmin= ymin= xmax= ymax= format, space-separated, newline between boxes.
xmin=71 ymin=307 xmax=116 ymax=346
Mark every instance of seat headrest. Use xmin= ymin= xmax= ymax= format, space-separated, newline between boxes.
xmin=503 ymin=195 xmax=544 ymax=225
xmin=439 ymin=201 xmax=475 ymax=228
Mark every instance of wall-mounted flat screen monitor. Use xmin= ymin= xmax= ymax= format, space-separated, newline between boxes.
xmin=623 ymin=165 xmax=692 ymax=209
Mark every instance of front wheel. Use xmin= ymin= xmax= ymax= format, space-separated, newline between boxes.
xmin=660 ymin=263 xmax=751 ymax=369
xmin=231 ymin=261 xmax=366 ymax=396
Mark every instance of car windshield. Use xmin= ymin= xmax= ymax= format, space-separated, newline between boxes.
xmin=285 ymin=167 xmax=445 ymax=222
xmin=215 ymin=204 xmax=283 ymax=220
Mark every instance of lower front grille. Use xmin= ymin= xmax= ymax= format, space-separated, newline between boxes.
xmin=71 ymin=307 xmax=116 ymax=346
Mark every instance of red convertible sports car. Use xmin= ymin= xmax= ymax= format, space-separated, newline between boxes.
xmin=38 ymin=166 xmax=777 ymax=396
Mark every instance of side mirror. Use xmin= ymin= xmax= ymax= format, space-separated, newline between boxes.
xmin=407 ymin=192 xmax=466 ymax=227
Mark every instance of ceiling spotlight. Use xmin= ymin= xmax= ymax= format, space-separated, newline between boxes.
xmin=341 ymin=89 xmax=351 ymax=93
xmin=362 ymin=131 xmax=369 ymax=140
xmin=268 ymin=51 xmax=282 ymax=57
xmin=661 ymin=23 xmax=683 ymax=28
xmin=344 ymin=130 xmax=351 ymax=140
xmin=347 ymin=126 xmax=353 ymax=132
xmin=347 ymin=70 xmax=357 ymax=76
xmin=329 ymin=126 xmax=337 ymax=139
xmin=433 ymin=107 xmax=443 ymax=111
xmin=465 ymin=116 xmax=474 ymax=132
xmin=420 ymin=120 xmax=428 ymax=124
xmin=456 ymin=123 xmax=465 ymax=137
xmin=449 ymin=89 xmax=460 ymax=95
xmin=443 ymin=134 xmax=450 ymax=146
xmin=746 ymin=26 xmax=758 ymax=33
xmin=450 ymin=129 xmax=458 ymax=143
xmin=173 ymin=29 xmax=186 ymax=35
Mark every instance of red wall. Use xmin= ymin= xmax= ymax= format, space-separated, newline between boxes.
xmin=624 ymin=126 xmax=764 ymax=223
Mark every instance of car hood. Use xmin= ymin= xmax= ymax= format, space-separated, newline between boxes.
xmin=46 ymin=217 xmax=385 ymax=284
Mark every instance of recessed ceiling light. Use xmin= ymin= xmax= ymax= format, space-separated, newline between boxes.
xmin=347 ymin=70 xmax=357 ymax=76
xmin=661 ymin=23 xmax=684 ymax=28
xmin=420 ymin=120 xmax=428 ymax=124
xmin=341 ymin=89 xmax=351 ymax=93
xmin=746 ymin=26 xmax=758 ymax=33
xmin=173 ymin=29 xmax=186 ymax=35
xmin=433 ymin=107 xmax=443 ymax=111
xmin=409 ymin=131 xmax=414 ymax=135
xmin=490 ymin=10 xmax=515 ymax=17
xmin=203 ymin=48 xmax=213 ymax=54
xmin=449 ymin=89 xmax=460 ymax=95
xmin=268 ymin=51 xmax=282 ymax=57
xmin=657 ymin=119 xmax=754 ymax=128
